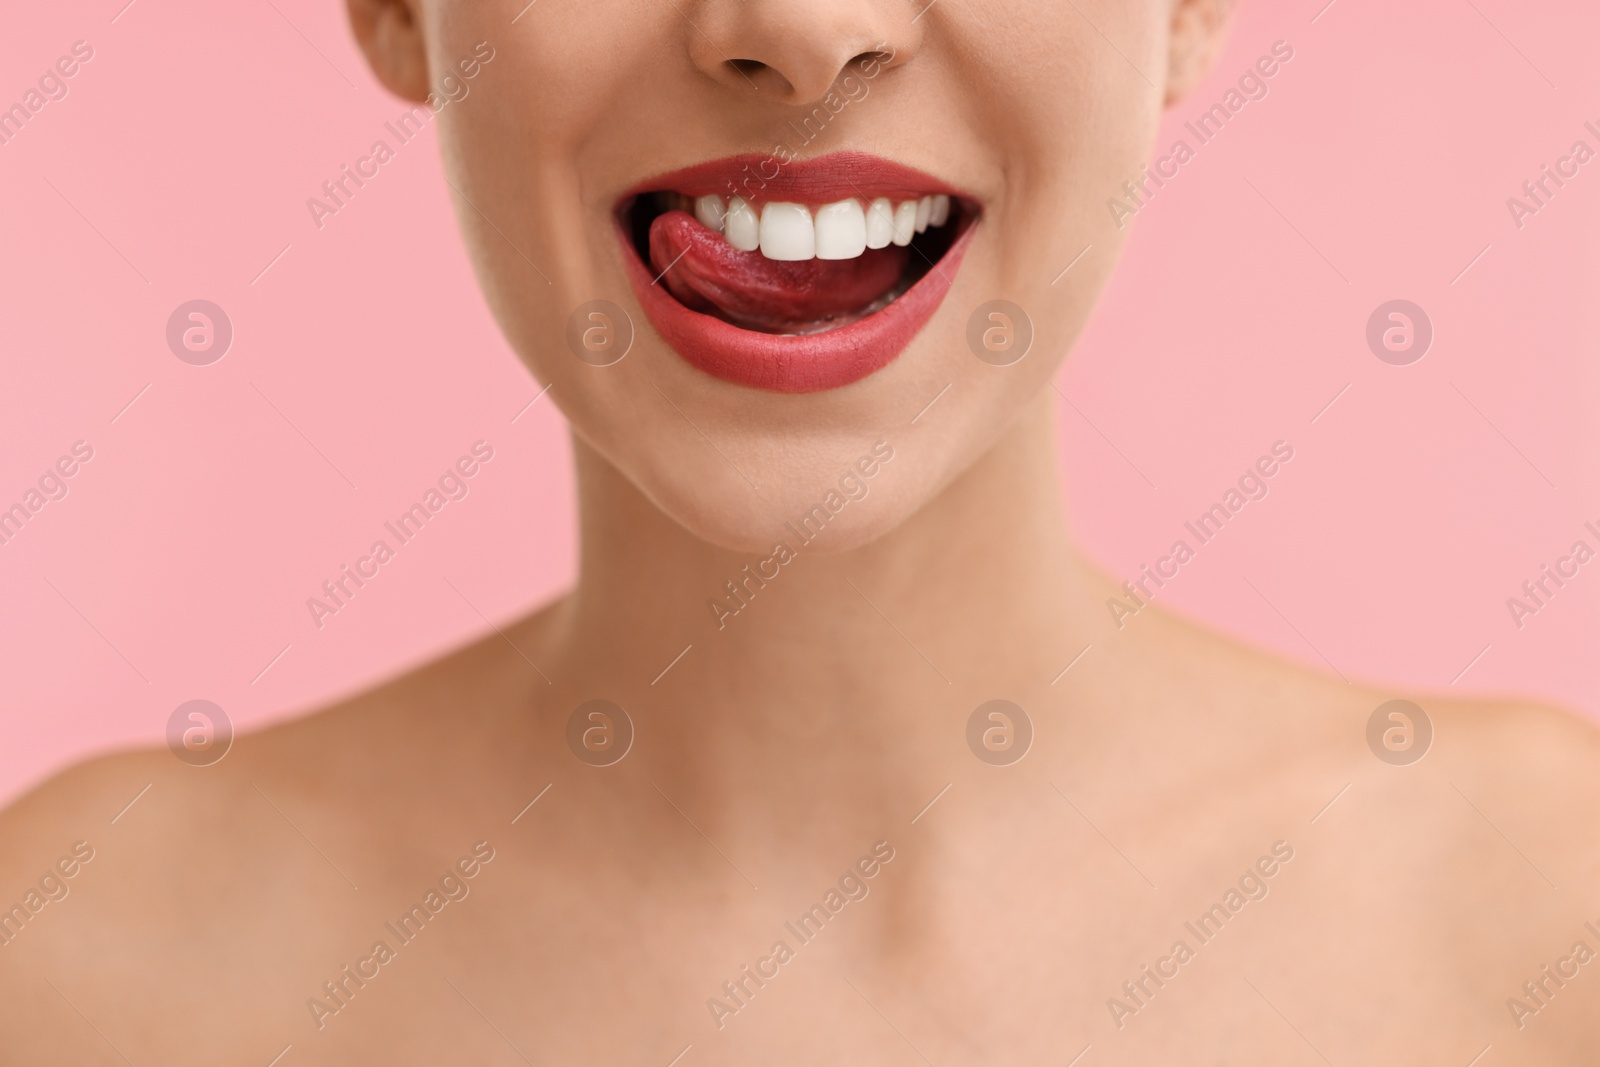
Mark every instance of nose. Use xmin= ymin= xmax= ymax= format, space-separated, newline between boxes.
xmin=684 ymin=0 xmax=923 ymax=105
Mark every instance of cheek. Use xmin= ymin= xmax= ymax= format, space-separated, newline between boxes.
xmin=941 ymin=9 xmax=1162 ymax=373
xmin=437 ymin=50 xmax=668 ymax=389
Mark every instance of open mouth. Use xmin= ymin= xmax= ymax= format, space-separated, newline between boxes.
xmin=615 ymin=152 xmax=980 ymax=393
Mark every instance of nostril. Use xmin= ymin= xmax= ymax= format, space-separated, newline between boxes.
xmin=728 ymin=59 xmax=767 ymax=77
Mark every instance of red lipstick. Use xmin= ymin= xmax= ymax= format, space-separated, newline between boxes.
xmin=616 ymin=151 xmax=978 ymax=394
xmin=623 ymin=151 xmax=966 ymax=206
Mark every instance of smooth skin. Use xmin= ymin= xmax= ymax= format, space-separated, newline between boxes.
xmin=4 ymin=1 xmax=1599 ymax=1064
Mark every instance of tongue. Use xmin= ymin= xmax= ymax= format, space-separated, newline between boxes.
xmin=648 ymin=210 xmax=910 ymax=333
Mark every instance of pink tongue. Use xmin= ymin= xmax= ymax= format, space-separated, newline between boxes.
xmin=648 ymin=210 xmax=910 ymax=332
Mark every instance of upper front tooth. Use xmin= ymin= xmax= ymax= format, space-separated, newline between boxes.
xmin=695 ymin=195 xmax=727 ymax=233
xmin=759 ymin=202 xmax=815 ymax=261
xmin=865 ymin=198 xmax=894 ymax=249
xmin=725 ymin=196 xmax=760 ymax=251
xmin=814 ymin=199 xmax=867 ymax=260
xmin=890 ymin=201 xmax=917 ymax=246
xmin=714 ymin=196 xmax=937 ymax=259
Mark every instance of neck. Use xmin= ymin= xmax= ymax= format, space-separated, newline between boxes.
xmin=543 ymin=391 xmax=1106 ymax=864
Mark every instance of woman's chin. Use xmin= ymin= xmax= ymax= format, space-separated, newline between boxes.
xmin=634 ymin=466 xmax=926 ymax=559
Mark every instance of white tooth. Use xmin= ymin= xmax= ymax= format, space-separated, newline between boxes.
xmin=695 ymin=195 xmax=727 ymax=233
xmin=865 ymin=198 xmax=894 ymax=250
xmin=929 ymin=194 xmax=951 ymax=227
xmin=759 ymin=201 xmax=815 ymax=261
xmin=915 ymin=196 xmax=932 ymax=233
xmin=725 ymin=196 xmax=759 ymax=251
xmin=814 ymin=199 xmax=867 ymax=260
xmin=890 ymin=201 xmax=917 ymax=246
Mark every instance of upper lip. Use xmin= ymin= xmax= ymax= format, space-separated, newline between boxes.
xmin=618 ymin=149 xmax=970 ymax=206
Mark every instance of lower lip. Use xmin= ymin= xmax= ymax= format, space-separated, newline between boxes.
xmin=617 ymin=216 xmax=978 ymax=394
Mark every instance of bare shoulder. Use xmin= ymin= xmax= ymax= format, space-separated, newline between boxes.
xmin=1125 ymin=596 xmax=1600 ymax=889
xmin=1432 ymin=693 xmax=1600 ymax=882
xmin=0 ymin=597 xmax=542 ymax=826
xmin=0 ymin=743 xmax=251 ymax=1056
xmin=0 ymin=603 xmax=564 ymax=1059
xmin=1441 ymin=690 xmax=1600 ymax=771
xmin=1139 ymin=608 xmax=1600 ymax=1056
xmin=1135 ymin=591 xmax=1600 ymax=776
xmin=0 ymin=693 xmax=221 ymax=919
xmin=0 ymin=590 xmax=563 ymax=880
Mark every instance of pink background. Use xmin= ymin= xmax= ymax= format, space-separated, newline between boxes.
xmin=2 ymin=0 xmax=1596 ymax=806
